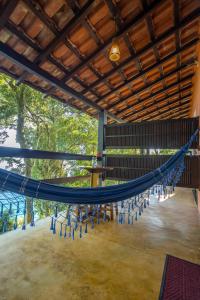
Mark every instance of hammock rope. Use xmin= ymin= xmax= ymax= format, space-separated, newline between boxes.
xmin=0 ymin=129 xmax=198 ymax=238
xmin=0 ymin=129 xmax=197 ymax=204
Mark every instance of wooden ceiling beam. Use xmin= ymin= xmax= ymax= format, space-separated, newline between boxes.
xmin=66 ymin=0 xmax=80 ymax=15
xmin=152 ymin=109 xmax=189 ymax=120
xmin=28 ymin=0 xmax=95 ymax=63
xmin=160 ymin=108 xmax=190 ymax=120
xmin=9 ymin=1 xmax=198 ymax=112
xmin=0 ymin=66 xmax=90 ymax=115
xmin=126 ymin=86 xmax=192 ymax=121
xmin=0 ymin=0 xmax=19 ymax=27
xmin=95 ymin=37 xmax=198 ymax=105
xmin=131 ymin=99 xmax=190 ymax=122
xmin=4 ymin=20 xmax=123 ymax=118
xmin=4 ymin=21 xmax=100 ymax=100
xmin=93 ymin=76 xmax=192 ymax=120
xmin=146 ymin=103 xmax=190 ymax=121
xmin=64 ymin=0 xmax=165 ymax=80
xmin=106 ymin=60 xmax=194 ymax=111
xmin=25 ymin=0 xmax=98 ymax=60
xmin=141 ymin=0 xmax=167 ymax=92
xmin=61 ymin=2 xmax=115 ymax=90
xmin=116 ymin=76 xmax=192 ymax=118
xmin=17 ymin=0 xmax=108 ymax=93
xmin=69 ymin=7 xmax=200 ymax=88
xmin=104 ymin=0 xmax=142 ymax=100
xmin=104 ymin=0 xmax=132 ymax=87
xmin=21 ymin=0 xmax=113 ymax=96
xmin=0 ymin=41 xmax=124 ymax=123
xmin=130 ymin=96 xmax=190 ymax=122
xmin=104 ymin=0 xmax=123 ymax=29
xmin=173 ymin=0 xmax=181 ymax=81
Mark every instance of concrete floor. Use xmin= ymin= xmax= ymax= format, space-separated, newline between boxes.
xmin=0 ymin=188 xmax=199 ymax=300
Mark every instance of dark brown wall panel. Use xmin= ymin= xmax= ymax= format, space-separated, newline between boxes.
xmin=105 ymin=118 xmax=199 ymax=149
xmin=105 ymin=155 xmax=199 ymax=188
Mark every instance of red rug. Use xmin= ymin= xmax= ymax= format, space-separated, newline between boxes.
xmin=159 ymin=255 xmax=200 ymax=300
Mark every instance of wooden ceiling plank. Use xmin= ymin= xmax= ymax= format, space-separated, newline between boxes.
xmin=127 ymin=86 xmax=192 ymax=121
xmin=106 ymin=59 xmax=194 ymax=111
xmin=0 ymin=65 xmax=89 ymax=114
xmin=160 ymin=108 xmax=190 ymax=120
xmin=103 ymin=0 xmax=138 ymax=104
xmin=62 ymin=2 xmax=114 ymax=91
xmin=128 ymin=98 xmax=190 ymax=122
xmin=27 ymin=0 xmax=95 ymax=63
xmin=97 ymin=0 xmax=133 ymax=94
xmin=130 ymin=95 xmax=191 ymax=122
xmin=0 ymin=41 xmax=124 ymax=123
xmin=5 ymin=6 xmax=103 ymax=100
xmin=17 ymin=0 xmax=108 ymax=94
xmin=116 ymin=75 xmax=192 ymax=117
xmin=142 ymin=0 xmax=167 ymax=92
xmin=136 ymin=6 xmax=165 ymax=111
xmin=69 ymin=6 xmax=200 ymax=88
xmin=64 ymin=0 xmax=166 ymax=80
xmin=0 ymin=0 xmax=19 ymax=27
xmin=66 ymin=0 xmax=80 ymax=15
xmin=96 ymin=36 xmax=198 ymax=105
xmin=113 ymin=74 xmax=192 ymax=118
xmin=173 ymin=0 xmax=180 ymax=78
xmin=28 ymin=0 xmax=113 ymax=95
xmin=150 ymin=110 xmax=189 ymax=120
xmin=27 ymin=0 xmax=113 ymax=92
xmin=146 ymin=103 xmax=190 ymax=121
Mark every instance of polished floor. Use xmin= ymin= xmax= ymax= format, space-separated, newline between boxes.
xmin=0 ymin=188 xmax=199 ymax=300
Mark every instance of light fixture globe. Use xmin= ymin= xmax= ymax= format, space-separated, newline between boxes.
xmin=109 ymin=40 xmax=120 ymax=62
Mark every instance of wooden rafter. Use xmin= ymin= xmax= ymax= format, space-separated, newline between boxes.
xmin=62 ymin=0 xmax=164 ymax=80
xmin=127 ymin=87 xmax=192 ymax=122
xmin=0 ymin=41 xmax=123 ymax=123
xmin=129 ymin=97 xmax=190 ymax=122
xmin=0 ymin=0 xmax=198 ymax=122
xmin=0 ymin=0 xmax=19 ymax=27
xmin=76 ymin=8 xmax=200 ymax=93
xmin=105 ymin=61 xmax=194 ymax=111
xmin=117 ymin=76 xmax=192 ymax=118
xmin=147 ymin=103 xmax=190 ymax=121
xmin=16 ymin=0 xmax=115 ymax=99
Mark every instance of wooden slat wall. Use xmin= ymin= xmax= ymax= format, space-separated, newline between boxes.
xmin=105 ymin=155 xmax=199 ymax=188
xmin=105 ymin=118 xmax=199 ymax=149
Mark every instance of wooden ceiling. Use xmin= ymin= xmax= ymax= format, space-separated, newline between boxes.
xmin=0 ymin=0 xmax=199 ymax=123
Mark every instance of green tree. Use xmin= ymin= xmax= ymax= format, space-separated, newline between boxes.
xmin=0 ymin=73 xmax=98 ymax=220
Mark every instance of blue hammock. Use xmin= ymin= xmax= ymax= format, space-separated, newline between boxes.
xmin=0 ymin=129 xmax=198 ymax=205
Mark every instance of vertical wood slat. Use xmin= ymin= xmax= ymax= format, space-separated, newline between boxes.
xmin=105 ymin=155 xmax=199 ymax=188
xmin=105 ymin=118 xmax=199 ymax=149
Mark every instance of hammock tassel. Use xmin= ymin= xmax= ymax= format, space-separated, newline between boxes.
xmin=85 ymin=222 xmax=88 ymax=233
xmin=64 ymin=225 xmax=67 ymax=238
xmin=80 ymin=225 xmax=82 ymax=238
xmin=60 ymin=223 xmax=63 ymax=237
xmin=50 ymin=217 xmax=54 ymax=231
xmin=53 ymin=220 xmax=56 ymax=234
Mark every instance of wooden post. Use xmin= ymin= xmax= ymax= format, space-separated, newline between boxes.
xmin=97 ymin=110 xmax=107 ymax=186
xmin=84 ymin=167 xmax=114 ymax=221
xmin=90 ymin=172 xmax=99 ymax=187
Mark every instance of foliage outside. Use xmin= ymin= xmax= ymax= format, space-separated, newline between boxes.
xmin=0 ymin=74 xmax=97 ymax=229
